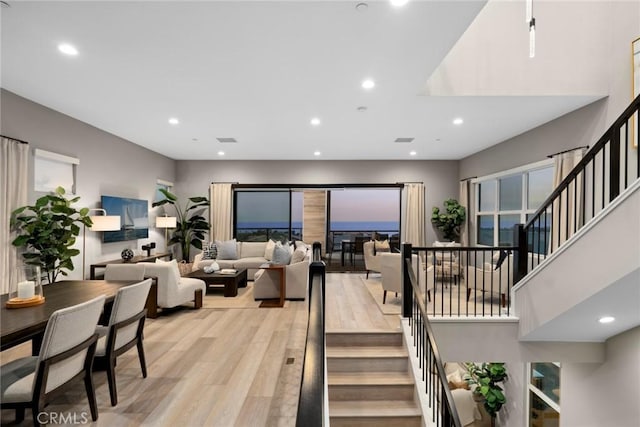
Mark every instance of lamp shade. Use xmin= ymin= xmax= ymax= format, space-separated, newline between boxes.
xmin=156 ymin=216 xmax=177 ymax=228
xmin=90 ymin=215 xmax=121 ymax=231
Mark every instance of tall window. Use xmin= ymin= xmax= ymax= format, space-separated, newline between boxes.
xmin=328 ymin=188 xmax=400 ymax=248
xmin=475 ymin=162 xmax=553 ymax=247
xmin=234 ymin=190 xmax=303 ymax=242
xmin=528 ymin=363 xmax=560 ymax=426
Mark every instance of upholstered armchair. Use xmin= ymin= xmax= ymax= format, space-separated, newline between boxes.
xmin=253 ymin=258 xmax=310 ymax=300
xmin=139 ymin=260 xmax=205 ymax=309
xmin=379 ymin=252 xmax=434 ymax=303
xmin=463 ymin=253 xmax=512 ymax=308
xmin=363 ymin=241 xmax=380 ymax=279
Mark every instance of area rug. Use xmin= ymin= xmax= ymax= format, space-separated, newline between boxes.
xmin=362 ymin=276 xmax=402 ymax=315
xmin=202 ymin=281 xmax=261 ymax=309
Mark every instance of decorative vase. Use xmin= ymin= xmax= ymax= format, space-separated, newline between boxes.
xmin=121 ymin=249 xmax=134 ymax=262
xmin=6 ymin=265 xmax=45 ymax=308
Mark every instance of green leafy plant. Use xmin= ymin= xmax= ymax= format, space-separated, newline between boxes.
xmin=431 ymin=198 xmax=466 ymax=241
xmin=152 ymin=189 xmax=209 ymax=261
xmin=464 ymin=362 xmax=508 ymax=419
xmin=11 ymin=186 xmax=92 ymax=284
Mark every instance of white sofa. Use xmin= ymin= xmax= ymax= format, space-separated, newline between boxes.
xmin=253 ymin=257 xmax=310 ymax=300
xmin=193 ymin=241 xmax=269 ymax=279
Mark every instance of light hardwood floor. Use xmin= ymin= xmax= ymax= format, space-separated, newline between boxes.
xmin=1 ymin=273 xmax=396 ymax=427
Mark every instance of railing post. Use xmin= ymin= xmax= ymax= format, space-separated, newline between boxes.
xmin=610 ymin=128 xmax=620 ymax=201
xmin=513 ymin=224 xmax=527 ymax=284
xmin=401 ymin=243 xmax=412 ymax=318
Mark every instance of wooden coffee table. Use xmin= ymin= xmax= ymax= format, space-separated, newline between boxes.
xmin=186 ymin=268 xmax=248 ymax=297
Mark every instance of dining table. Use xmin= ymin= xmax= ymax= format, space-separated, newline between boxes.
xmin=1 ymin=280 xmax=142 ymax=354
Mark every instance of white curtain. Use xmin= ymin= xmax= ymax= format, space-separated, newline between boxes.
xmin=550 ymin=149 xmax=586 ymax=252
xmin=1 ymin=137 xmax=29 ymax=294
xmin=403 ymin=183 xmax=426 ymax=247
xmin=210 ymin=183 xmax=232 ymax=241
xmin=459 ymin=180 xmax=471 ymax=247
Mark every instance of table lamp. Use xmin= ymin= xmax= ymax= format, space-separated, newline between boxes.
xmin=83 ymin=208 xmax=120 ymax=278
xmin=156 ymin=214 xmax=177 ymax=249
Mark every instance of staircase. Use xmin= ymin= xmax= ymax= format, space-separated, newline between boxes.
xmin=326 ymin=330 xmax=423 ymax=427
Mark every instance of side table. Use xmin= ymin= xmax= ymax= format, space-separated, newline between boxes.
xmin=258 ymin=264 xmax=286 ymax=308
xmin=90 ymin=252 xmax=173 ymax=279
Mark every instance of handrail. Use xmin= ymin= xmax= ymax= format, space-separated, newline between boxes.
xmin=520 ymin=94 xmax=640 ymax=276
xmin=296 ymin=242 xmax=326 ymax=427
xmin=401 ymin=243 xmax=463 ymax=427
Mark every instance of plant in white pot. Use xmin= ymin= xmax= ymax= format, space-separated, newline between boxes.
xmin=464 ymin=362 xmax=508 ymax=426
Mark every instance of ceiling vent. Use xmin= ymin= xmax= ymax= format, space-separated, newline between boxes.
xmin=394 ymin=137 xmax=414 ymax=143
xmin=216 ymin=137 xmax=237 ymax=143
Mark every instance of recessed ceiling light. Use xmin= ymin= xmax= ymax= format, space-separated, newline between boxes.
xmin=362 ymin=79 xmax=375 ymax=90
xmin=168 ymin=117 xmax=180 ymax=125
xmin=390 ymin=0 xmax=409 ymax=7
xmin=357 ymin=106 xmax=368 ymax=112
xmin=355 ymin=2 xmax=368 ymax=12
xmin=218 ymin=151 xmax=225 ymax=156
xmin=58 ymin=43 xmax=78 ymax=56
xmin=313 ymin=151 xmax=321 ymax=156
xmin=310 ymin=117 xmax=321 ymax=126
xmin=453 ymin=117 xmax=464 ymax=125
xmin=409 ymin=151 xmax=417 ymax=156
xmin=599 ymin=316 xmax=615 ymax=324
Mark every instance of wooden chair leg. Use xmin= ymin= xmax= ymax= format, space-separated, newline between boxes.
xmin=366 ymin=270 xmax=369 ymax=279
xmin=137 ymin=339 xmax=148 ymax=378
xmin=84 ymin=369 xmax=99 ymax=419
xmin=106 ymin=358 xmax=118 ymax=406
xmin=501 ymin=293 xmax=506 ymax=308
xmin=466 ymin=288 xmax=472 ymax=301
xmin=427 ymin=290 xmax=431 ymax=302
xmin=16 ymin=407 xmax=25 ymax=423
xmin=32 ymin=404 xmax=41 ymax=427
xmin=194 ymin=289 xmax=203 ymax=309
xmin=383 ymin=290 xmax=387 ymax=304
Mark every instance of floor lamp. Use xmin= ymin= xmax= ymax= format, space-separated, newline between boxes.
xmin=83 ymin=208 xmax=120 ymax=279
xmin=156 ymin=215 xmax=177 ymax=252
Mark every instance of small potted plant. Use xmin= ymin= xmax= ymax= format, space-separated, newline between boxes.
xmin=431 ymin=198 xmax=466 ymax=242
xmin=464 ymin=362 xmax=508 ymax=426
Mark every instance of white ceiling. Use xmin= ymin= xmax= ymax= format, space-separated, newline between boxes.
xmin=1 ymin=0 xmax=600 ymax=160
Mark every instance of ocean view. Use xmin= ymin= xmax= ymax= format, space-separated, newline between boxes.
xmin=236 ymin=221 xmax=399 ymax=232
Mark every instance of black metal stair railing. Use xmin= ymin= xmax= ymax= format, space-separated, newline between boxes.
xmin=402 ymin=243 xmax=463 ymax=427
xmin=518 ymin=95 xmax=640 ymax=277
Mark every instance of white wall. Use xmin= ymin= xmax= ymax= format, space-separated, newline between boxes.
xmin=1 ymin=89 xmax=176 ymax=279
xmin=561 ymin=326 xmax=640 ymax=427
xmin=174 ymin=159 xmax=460 ymax=245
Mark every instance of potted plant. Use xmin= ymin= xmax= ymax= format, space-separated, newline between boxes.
xmin=431 ymin=198 xmax=466 ymax=241
xmin=464 ymin=362 xmax=508 ymax=426
xmin=152 ymin=189 xmax=209 ymax=262
xmin=11 ymin=186 xmax=92 ymax=284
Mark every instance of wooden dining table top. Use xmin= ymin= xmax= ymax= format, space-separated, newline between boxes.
xmin=1 ymin=279 xmax=138 ymax=351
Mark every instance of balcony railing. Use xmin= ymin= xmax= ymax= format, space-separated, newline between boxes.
xmin=236 ymin=227 xmax=303 ymax=242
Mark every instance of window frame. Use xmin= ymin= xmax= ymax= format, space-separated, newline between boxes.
xmin=473 ymin=159 xmax=553 ymax=246
xmin=526 ymin=362 xmax=561 ymax=425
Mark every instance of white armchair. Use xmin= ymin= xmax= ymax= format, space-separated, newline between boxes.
xmin=253 ymin=259 xmax=310 ymax=300
xmin=379 ymin=252 xmax=434 ymax=303
xmin=139 ymin=260 xmax=205 ymax=310
xmin=463 ymin=253 xmax=512 ymax=308
xmin=363 ymin=241 xmax=380 ymax=279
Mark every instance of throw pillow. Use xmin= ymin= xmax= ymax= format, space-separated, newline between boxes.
xmin=156 ymin=258 xmax=181 ymax=283
xmin=374 ymin=239 xmax=390 ymax=253
xmin=215 ymin=239 xmax=238 ymax=260
xmin=264 ymin=239 xmax=276 ymax=261
xmin=291 ymin=246 xmax=307 ymax=264
xmin=202 ymin=242 xmax=217 ymax=260
xmin=272 ymin=242 xmax=292 ymax=265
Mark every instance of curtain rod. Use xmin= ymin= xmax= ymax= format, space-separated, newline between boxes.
xmin=231 ymin=183 xmax=404 ymax=189
xmin=547 ymin=145 xmax=589 ymax=158
xmin=0 ymin=134 xmax=29 ymax=144
xmin=460 ymin=176 xmax=477 ymax=181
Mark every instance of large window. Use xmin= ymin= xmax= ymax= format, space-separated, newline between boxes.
xmin=475 ymin=161 xmax=553 ymax=247
xmin=234 ymin=190 xmax=303 ymax=242
xmin=328 ymin=188 xmax=400 ymax=248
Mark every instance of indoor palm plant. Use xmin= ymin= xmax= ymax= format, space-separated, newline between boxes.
xmin=464 ymin=362 xmax=508 ymax=425
xmin=431 ymin=198 xmax=466 ymax=241
xmin=152 ymin=189 xmax=209 ymax=261
xmin=11 ymin=186 xmax=92 ymax=284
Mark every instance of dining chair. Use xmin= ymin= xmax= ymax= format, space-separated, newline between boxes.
xmin=0 ymin=295 xmax=105 ymax=426
xmin=94 ymin=278 xmax=152 ymax=406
